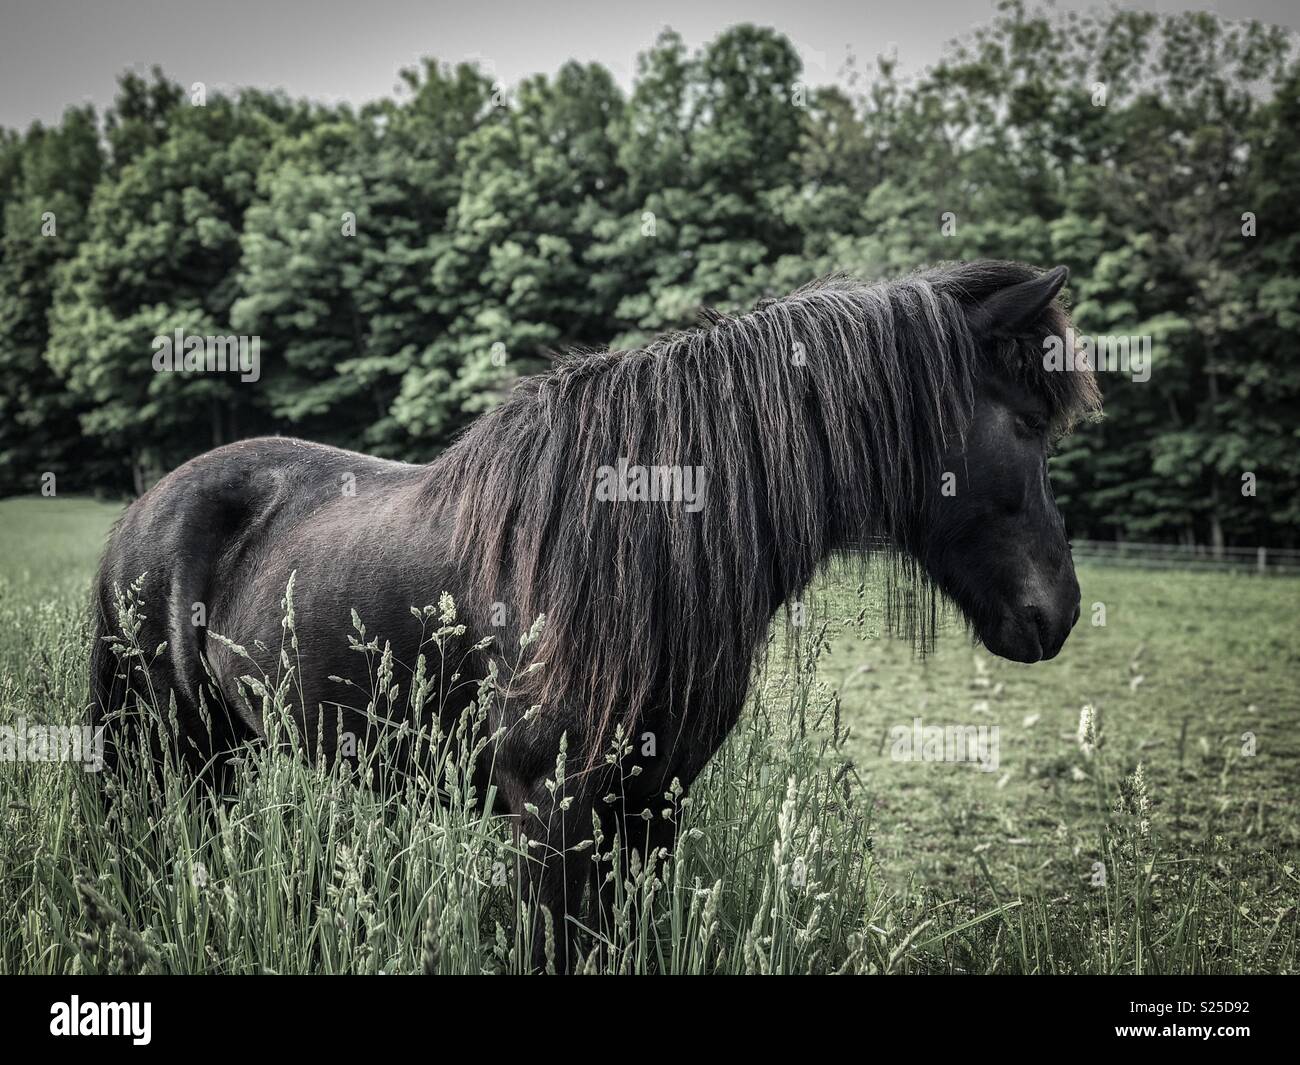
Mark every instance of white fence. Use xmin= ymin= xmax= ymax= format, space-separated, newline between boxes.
xmin=1071 ymin=540 xmax=1300 ymax=576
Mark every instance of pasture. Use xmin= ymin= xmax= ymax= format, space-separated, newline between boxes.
xmin=1 ymin=496 xmax=1296 ymax=974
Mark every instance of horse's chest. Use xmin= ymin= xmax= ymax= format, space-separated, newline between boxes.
xmin=618 ymin=701 xmax=744 ymax=801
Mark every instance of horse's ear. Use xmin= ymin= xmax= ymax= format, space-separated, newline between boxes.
xmin=970 ymin=265 xmax=1069 ymax=337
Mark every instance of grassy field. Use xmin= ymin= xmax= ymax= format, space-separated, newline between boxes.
xmin=1 ymin=496 xmax=1297 ymax=973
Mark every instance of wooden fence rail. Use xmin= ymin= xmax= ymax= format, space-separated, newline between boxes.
xmin=1071 ymin=539 xmax=1300 ymax=575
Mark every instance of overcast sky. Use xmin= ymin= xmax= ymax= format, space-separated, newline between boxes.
xmin=1 ymin=0 xmax=1297 ymax=131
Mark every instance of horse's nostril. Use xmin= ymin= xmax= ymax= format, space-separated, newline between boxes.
xmin=1023 ymin=605 xmax=1052 ymax=650
xmin=1071 ymin=602 xmax=1081 ymax=627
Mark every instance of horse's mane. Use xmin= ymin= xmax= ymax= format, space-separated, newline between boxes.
xmin=433 ymin=260 xmax=1100 ymax=762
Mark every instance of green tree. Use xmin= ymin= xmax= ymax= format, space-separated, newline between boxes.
xmin=47 ymin=84 xmax=314 ymax=489
xmin=393 ymin=60 xmax=625 ymax=444
xmin=0 ymin=107 xmax=107 ymax=494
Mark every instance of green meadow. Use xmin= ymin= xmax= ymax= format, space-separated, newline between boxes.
xmin=1 ymin=496 xmax=1296 ymax=973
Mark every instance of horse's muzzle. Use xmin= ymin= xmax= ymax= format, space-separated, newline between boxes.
xmin=985 ymin=597 xmax=1080 ymax=663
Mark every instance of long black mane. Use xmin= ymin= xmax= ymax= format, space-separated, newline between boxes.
xmin=432 ymin=261 xmax=1099 ymax=760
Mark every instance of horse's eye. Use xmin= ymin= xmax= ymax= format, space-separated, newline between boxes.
xmin=1016 ymin=412 xmax=1048 ymax=437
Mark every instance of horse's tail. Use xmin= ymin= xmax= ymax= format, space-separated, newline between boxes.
xmin=88 ymin=524 xmax=127 ymax=773
xmin=87 ymin=471 xmax=245 ymax=779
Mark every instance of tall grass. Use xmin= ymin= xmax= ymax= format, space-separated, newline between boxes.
xmin=3 ymin=561 xmax=1295 ymax=975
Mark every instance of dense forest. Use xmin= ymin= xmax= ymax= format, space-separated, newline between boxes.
xmin=1 ymin=2 xmax=1297 ymax=546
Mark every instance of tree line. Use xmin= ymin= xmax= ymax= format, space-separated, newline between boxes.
xmin=1 ymin=1 xmax=1297 ymax=547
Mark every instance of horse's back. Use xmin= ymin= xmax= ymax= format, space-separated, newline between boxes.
xmin=97 ymin=435 xmax=417 ymax=605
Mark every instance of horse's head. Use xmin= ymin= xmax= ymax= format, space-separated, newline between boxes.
xmin=920 ymin=264 xmax=1091 ymax=663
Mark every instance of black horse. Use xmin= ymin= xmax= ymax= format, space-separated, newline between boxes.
xmin=90 ymin=260 xmax=1099 ymax=970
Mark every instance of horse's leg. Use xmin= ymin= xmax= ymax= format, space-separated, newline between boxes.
xmin=519 ymin=777 xmax=596 ymax=974
xmin=91 ymin=551 xmax=250 ymax=800
xmin=588 ymin=801 xmax=681 ymax=966
xmin=589 ymin=803 xmax=619 ymax=949
xmin=626 ymin=810 xmax=680 ymax=876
